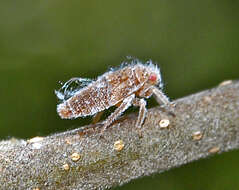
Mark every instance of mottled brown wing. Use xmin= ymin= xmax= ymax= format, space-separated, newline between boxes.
xmin=67 ymin=79 xmax=111 ymax=117
xmin=106 ymin=66 xmax=141 ymax=104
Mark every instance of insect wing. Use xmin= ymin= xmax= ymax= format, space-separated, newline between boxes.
xmin=55 ymin=77 xmax=93 ymax=101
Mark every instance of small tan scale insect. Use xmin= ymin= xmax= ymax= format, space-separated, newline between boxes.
xmin=55 ymin=58 xmax=170 ymax=131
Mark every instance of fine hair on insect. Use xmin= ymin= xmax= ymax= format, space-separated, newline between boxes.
xmin=55 ymin=57 xmax=170 ymax=132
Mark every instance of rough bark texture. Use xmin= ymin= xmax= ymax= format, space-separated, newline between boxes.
xmin=0 ymin=80 xmax=239 ymax=190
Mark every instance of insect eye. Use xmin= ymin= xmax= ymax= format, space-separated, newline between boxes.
xmin=149 ymin=74 xmax=157 ymax=82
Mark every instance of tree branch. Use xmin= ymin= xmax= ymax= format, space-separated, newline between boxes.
xmin=1 ymin=80 xmax=239 ymax=190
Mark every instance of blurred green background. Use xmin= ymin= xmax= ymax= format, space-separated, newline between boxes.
xmin=0 ymin=0 xmax=239 ymax=189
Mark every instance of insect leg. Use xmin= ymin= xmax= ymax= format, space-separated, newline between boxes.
xmin=152 ymin=86 xmax=176 ymax=117
xmin=101 ymin=94 xmax=135 ymax=132
xmin=133 ymin=98 xmax=147 ymax=128
xmin=152 ymin=86 xmax=170 ymax=105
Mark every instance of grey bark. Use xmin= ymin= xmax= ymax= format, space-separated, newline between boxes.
xmin=0 ymin=80 xmax=239 ymax=190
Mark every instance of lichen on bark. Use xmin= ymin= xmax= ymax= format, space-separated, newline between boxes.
xmin=0 ymin=80 xmax=239 ymax=190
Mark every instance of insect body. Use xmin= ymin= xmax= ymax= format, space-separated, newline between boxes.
xmin=56 ymin=58 xmax=170 ymax=131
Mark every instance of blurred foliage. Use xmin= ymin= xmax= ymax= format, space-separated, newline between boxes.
xmin=0 ymin=0 xmax=239 ymax=189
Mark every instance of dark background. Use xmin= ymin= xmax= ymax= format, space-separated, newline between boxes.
xmin=0 ymin=0 xmax=239 ymax=189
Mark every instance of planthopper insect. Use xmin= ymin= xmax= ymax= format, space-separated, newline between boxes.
xmin=55 ymin=58 xmax=170 ymax=131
